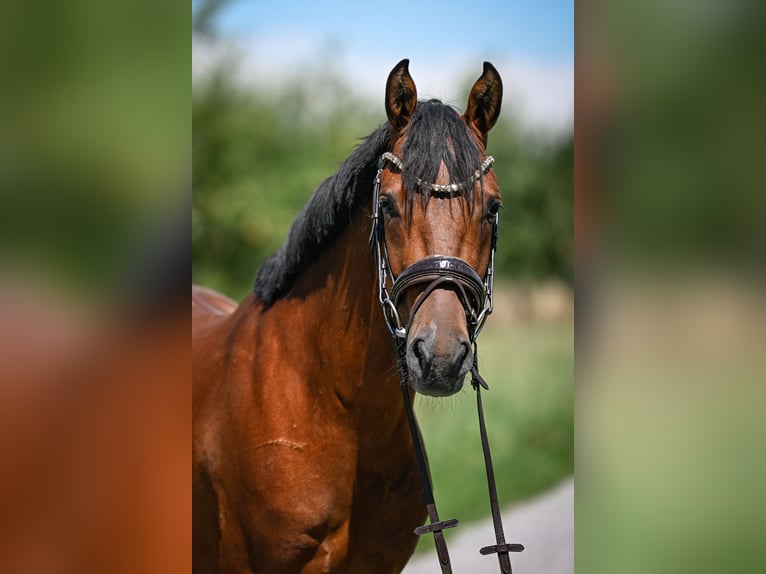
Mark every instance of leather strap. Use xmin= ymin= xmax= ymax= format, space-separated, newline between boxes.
xmin=394 ymin=338 xmax=457 ymax=573
xmin=471 ymin=353 xmax=524 ymax=573
xmin=404 ymin=276 xmax=473 ymax=336
xmin=391 ymin=256 xmax=485 ymax=317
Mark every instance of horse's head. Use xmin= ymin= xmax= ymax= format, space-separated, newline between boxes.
xmin=374 ymin=60 xmax=503 ymax=397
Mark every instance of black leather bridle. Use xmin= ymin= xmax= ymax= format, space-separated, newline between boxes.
xmin=371 ymin=152 xmax=497 ymax=342
xmin=370 ymin=152 xmax=524 ymax=574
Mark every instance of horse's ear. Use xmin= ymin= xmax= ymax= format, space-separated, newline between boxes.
xmin=464 ymin=62 xmax=503 ymax=142
xmin=385 ymin=59 xmax=418 ymax=132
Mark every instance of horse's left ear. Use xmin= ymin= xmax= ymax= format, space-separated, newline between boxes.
xmin=464 ymin=62 xmax=503 ymax=143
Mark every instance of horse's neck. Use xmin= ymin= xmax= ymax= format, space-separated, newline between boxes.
xmin=254 ymin=208 xmax=403 ymax=418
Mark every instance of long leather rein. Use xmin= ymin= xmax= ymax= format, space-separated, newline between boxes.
xmin=370 ymin=153 xmax=524 ymax=573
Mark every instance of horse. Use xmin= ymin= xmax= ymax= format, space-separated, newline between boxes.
xmin=192 ymin=59 xmax=503 ymax=574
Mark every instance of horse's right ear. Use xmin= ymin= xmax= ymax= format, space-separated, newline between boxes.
xmin=385 ymin=59 xmax=418 ymax=133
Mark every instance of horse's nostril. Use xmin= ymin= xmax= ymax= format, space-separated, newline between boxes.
xmin=413 ymin=339 xmax=431 ymax=378
xmin=448 ymin=341 xmax=471 ymax=378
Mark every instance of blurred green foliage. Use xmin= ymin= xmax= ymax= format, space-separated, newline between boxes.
xmin=492 ymin=127 xmax=574 ymax=285
xmin=583 ymin=1 xmax=765 ymax=270
xmin=579 ymin=2 xmax=766 ymax=573
xmin=192 ymin=65 xmax=573 ymax=300
xmin=0 ymin=0 xmax=188 ymax=299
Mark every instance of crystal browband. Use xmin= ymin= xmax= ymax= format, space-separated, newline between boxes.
xmin=381 ymin=152 xmax=494 ymax=197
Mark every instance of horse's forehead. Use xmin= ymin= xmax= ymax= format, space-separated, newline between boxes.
xmin=434 ymin=160 xmax=451 ymax=184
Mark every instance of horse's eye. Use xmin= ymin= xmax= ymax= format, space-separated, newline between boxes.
xmin=487 ymin=200 xmax=502 ymax=220
xmin=379 ymin=194 xmax=400 ymax=218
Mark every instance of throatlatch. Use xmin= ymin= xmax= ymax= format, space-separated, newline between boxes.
xmin=371 ymin=152 xmax=524 ymax=573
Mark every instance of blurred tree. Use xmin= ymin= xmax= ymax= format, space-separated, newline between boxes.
xmin=192 ymin=66 xmax=379 ymax=298
xmin=491 ymin=129 xmax=573 ymax=284
xmin=192 ymin=0 xmax=233 ymax=38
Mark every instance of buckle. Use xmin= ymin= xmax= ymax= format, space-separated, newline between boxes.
xmin=479 ymin=543 xmax=525 ymax=555
xmin=414 ymin=518 xmax=459 ymax=535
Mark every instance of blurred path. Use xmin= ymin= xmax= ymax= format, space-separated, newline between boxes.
xmin=402 ymin=477 xmax=573 ymax=574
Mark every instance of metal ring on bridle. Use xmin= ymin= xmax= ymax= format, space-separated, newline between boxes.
xmin=382 ymin=298 xmax=406 ymax=338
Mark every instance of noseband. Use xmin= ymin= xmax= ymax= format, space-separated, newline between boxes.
xmin=370 ymin=152 xmax=497 ymax=341
xmin=369 ymin=152 xmax=523 ymax=574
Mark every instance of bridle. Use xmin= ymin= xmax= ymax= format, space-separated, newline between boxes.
xmin=371 ymin=151 xmax=497 ymax=342
xmin=370 ymin=152 xmax=524 ymax=574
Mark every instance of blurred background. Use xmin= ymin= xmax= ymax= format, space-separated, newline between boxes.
xmin=0 ymin=0 xmax=189 ymax=571
xmin=192 ymin=0 xmax=574 ymax=568
xmin=577 ymin=1 xmax=766 ymax=573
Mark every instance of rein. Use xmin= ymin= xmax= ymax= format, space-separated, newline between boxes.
xmin=370 ymin=153 xmax=524 ymax=573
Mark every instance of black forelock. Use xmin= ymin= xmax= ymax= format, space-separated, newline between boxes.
xmin=401 ymin=99 xmax=483 ymax=209
xmin=253 ymin=99 xmax=484 ymax=308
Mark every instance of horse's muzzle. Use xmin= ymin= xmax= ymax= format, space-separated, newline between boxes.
xmin=405 ymin=321 xmax=473 ymax=397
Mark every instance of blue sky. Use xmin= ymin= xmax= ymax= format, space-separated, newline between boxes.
xmin=194 ymin=0 xmax=574 ymax=133
xmin=214 ymin=0 xmax=573 ymax=63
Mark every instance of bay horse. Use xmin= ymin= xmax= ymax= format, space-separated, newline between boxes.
xmin=193 ymin=59 xmax=503 ymax=573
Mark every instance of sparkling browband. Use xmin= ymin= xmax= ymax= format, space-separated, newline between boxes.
xmin=381 ymin=151 xmax=403 ymax=171
xmin=381 ymin=152 xmax=494 ymax=197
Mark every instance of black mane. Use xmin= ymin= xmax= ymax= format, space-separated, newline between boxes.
xmin=253 ymin=99 xmax=483 ymax=308
xmin=253 ymin=123 xmax=390 ymax=307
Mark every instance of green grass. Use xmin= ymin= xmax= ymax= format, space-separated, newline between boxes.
xmin=412 ymin=317 xmax=573 ymax=552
